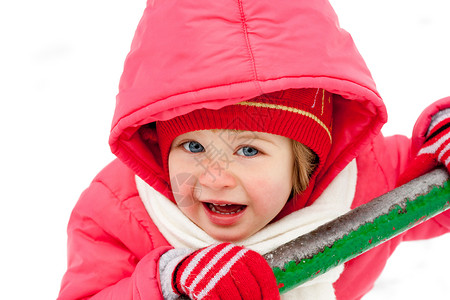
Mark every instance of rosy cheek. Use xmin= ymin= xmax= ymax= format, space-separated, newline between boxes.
xmin=247 ymin=177 xmax=272 ymax=199
xmin=170 ymin=172 xmax=201 ymax=208
xmin=251 ymin=177 xmax=290 ymax=207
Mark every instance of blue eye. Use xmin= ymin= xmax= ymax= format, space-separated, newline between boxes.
xmin=182 ymin=141 xmax=205 ymax=153
xmin=237 ymin=146 xmax=259 ymax=157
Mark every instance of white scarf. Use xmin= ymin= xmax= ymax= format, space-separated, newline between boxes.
xmin=136 ymin=160 xmax=357 ymax=299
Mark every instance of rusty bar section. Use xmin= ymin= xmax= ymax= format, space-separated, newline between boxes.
xmin=264 ymin=168 xmax=450 ymax=294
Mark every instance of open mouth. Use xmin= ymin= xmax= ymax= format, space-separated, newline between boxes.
xmin=205 ymin=203 xmax=247 ymax=215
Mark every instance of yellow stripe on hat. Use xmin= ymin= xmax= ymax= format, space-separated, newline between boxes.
xmin=235 ymin=101 xmax=332 ymax=142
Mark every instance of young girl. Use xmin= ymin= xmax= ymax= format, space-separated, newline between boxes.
xmin=58 ymin=0 xmax=450 ymax=299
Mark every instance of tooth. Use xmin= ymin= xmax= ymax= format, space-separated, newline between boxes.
xmin=208 ymin=203 xmax=243 ymax=215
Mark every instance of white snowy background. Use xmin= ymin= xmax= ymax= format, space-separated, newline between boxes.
xmin=0 ymin=0 xmax=449 ymax=299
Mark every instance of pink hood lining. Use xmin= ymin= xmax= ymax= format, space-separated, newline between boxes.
xmin=111 ymin=76 xmax=386 ymax=213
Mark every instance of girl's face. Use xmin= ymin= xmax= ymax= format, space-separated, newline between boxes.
xmin=168 ymin=129 xmax=294 ymax=242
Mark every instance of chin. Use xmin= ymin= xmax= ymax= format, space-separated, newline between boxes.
xmin=208 ymin=229 xmax=249 ymax=243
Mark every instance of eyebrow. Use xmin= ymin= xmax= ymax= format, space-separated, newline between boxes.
xmin=232 ymin=131 xmax=277 ymax=146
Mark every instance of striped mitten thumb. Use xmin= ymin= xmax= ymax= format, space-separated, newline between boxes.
xmin=397 ymin=108 xmax=450 ymax=186
xmin=159 ymin=243 xmax=280 ymax=300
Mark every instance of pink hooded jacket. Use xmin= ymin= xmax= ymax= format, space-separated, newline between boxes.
xmin=58 ymin=0 xmax=450 ymax=299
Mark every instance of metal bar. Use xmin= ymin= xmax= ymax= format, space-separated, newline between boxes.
xmin=264 ymin=168 xmax=450 ymax=294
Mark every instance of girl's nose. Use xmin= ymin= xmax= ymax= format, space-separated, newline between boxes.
xmin=197 ymin=158 xmax=236 ymax=190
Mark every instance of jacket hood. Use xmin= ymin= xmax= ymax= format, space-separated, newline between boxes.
xmin=109 ymin=0 xmax=387 ymax=216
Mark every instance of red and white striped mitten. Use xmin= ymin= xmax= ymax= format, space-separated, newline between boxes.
xmin=397 ymin=109 xmax=450 ymax=186
xmin=159 ymin=243 xmax=280 ymax=300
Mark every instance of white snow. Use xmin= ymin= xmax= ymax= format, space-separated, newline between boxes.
xmin=0 ymin=0 xmax=449 ymax=299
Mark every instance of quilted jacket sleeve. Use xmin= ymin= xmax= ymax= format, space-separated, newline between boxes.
xmin=364 ymin=97 xmax=450 ymax=241
xmin=58 ymin=161 xmax=171 ymax=300
xmin=370 ymin=133 xmax=450 ymax=241
xmin=335 ymin=103 xmax=450 ymax=299
xmin=402 ymin=96 xmax=450 ymax=240
xmin=352 ymin=98 xmax=450 ymax=241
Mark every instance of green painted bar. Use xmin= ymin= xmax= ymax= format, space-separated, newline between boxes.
xmin=269 ymin=172 xmax=450 ymax=294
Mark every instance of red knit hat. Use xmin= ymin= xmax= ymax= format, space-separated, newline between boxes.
xmin=156 ymin=88 xmax=333 ymax=180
